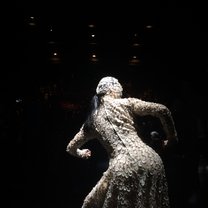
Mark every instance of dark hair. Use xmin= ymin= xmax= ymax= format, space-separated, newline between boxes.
xmin=85 ymin=94 xmax=101 ymax=128
xmin=91 ymin=94 xmax=100 ymax=111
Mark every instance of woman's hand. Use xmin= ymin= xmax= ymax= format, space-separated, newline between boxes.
xmin=163 ymin=135 xmax=178 ymax=150
xmin=77 ymin=149 xmax=91 ymax=159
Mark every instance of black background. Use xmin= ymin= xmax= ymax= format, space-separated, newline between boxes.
xmin=1 ymin=1 xmax=208 ymax=208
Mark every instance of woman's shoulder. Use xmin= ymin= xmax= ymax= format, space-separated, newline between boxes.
xmin=117 ymin=97 xmax=141 ymax=105
xmin=125 ymin=97 xmax=142 ymax=103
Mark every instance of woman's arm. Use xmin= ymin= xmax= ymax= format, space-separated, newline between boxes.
xmin=66 ymin=124 xmax=95 ymax=159
xmin=128 ymin=98 xmax=178 ymax=146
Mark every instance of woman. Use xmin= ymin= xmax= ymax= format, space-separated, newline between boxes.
xmin=66 ymin=76 xmax=178 ymax=208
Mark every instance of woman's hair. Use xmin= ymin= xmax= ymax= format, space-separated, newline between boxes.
xmin=91 ymin=94 xmax=100 ymax=112
xmin=84 ymin=94 xmax=100 ymax=129
xmin=85 ymin=76 xmax=123 ymax=128
xmin=96 ymin=76 xmax=123 ymax=96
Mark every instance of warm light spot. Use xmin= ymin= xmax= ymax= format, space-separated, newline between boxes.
xmin=28 ymin=16 xmax=36 ymax=26
xmin=16 ymin=98 xmax=22 ymax=103
xmin=133 ymin=43 xmax=140 ymax=47
xmin=90 ymin=53 xmax=98 ymax=62
xmin=50 ymin=52 xmax=61 ymax=63
xmin=129 ymin=57 xmax=140 ymax=65
xmin=88 ymin=24 xmax=95 ymax=28
xmin=146 ymin=25 xmax=152 ymax=29
xmin=48 ymin=41 xmax=56 ymax=44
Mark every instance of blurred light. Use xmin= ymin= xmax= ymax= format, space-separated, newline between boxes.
xmin=146 ymin=25 xmax=153 ymax=29
xmin=88 ymin=33 xmax=97 ymax=45
xmin=28 ymin=16 xmax=37 ymax=26
xmin=48 ymin=41 xmax=56 ymax=44
xmin=90 ymin=53 xmax=98 ymax=62
xmin=132 ymin=43 xmax=140 ymax=47
xmin=129 ymin=56 xmax=140 ymax=65
xmin=16 ymin=98 xmax=22 ymax=103
xmin=50 ymin=52 xmax=61 ymax=63
xmin=88 ymin=24 xmax=95 ymax=28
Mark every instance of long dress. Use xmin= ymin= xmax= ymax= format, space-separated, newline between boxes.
xmin=67 ymin=96 xmax=178 ymax=208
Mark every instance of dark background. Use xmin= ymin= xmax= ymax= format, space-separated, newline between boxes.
xmin=1 ymin=1 xmax=208 ymax=208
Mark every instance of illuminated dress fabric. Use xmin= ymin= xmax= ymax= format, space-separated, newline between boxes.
xmin=67 ymin=77 xmax=177 ymax=208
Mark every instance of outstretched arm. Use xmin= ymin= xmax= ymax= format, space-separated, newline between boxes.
xmin=66 ymin=124 xmax=95 ymax=159
xmin=128 ymin=98 xmax=178 ymax=146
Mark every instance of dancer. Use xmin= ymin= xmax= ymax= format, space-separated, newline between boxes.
xmin=66 ymin=76 xmax=178 ymax=208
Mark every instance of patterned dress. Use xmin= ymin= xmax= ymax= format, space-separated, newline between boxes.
xmin=67 ymin=96 xmax=178 ymax=208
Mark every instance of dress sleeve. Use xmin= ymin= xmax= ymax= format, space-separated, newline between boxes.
xmin=66 ymin=123 xmax=96 ymax=158
xmin=128 ymin=98 xmax=178 ymax=143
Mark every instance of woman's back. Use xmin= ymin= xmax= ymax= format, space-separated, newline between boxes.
xmin=66 ymin=76 xmax=178 ymax=207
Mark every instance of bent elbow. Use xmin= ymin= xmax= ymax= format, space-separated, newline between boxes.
xmin=159 ymin=105 xmax=171 ymax=116
xmin=66 ymin=142 xmax=75 ymax=156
